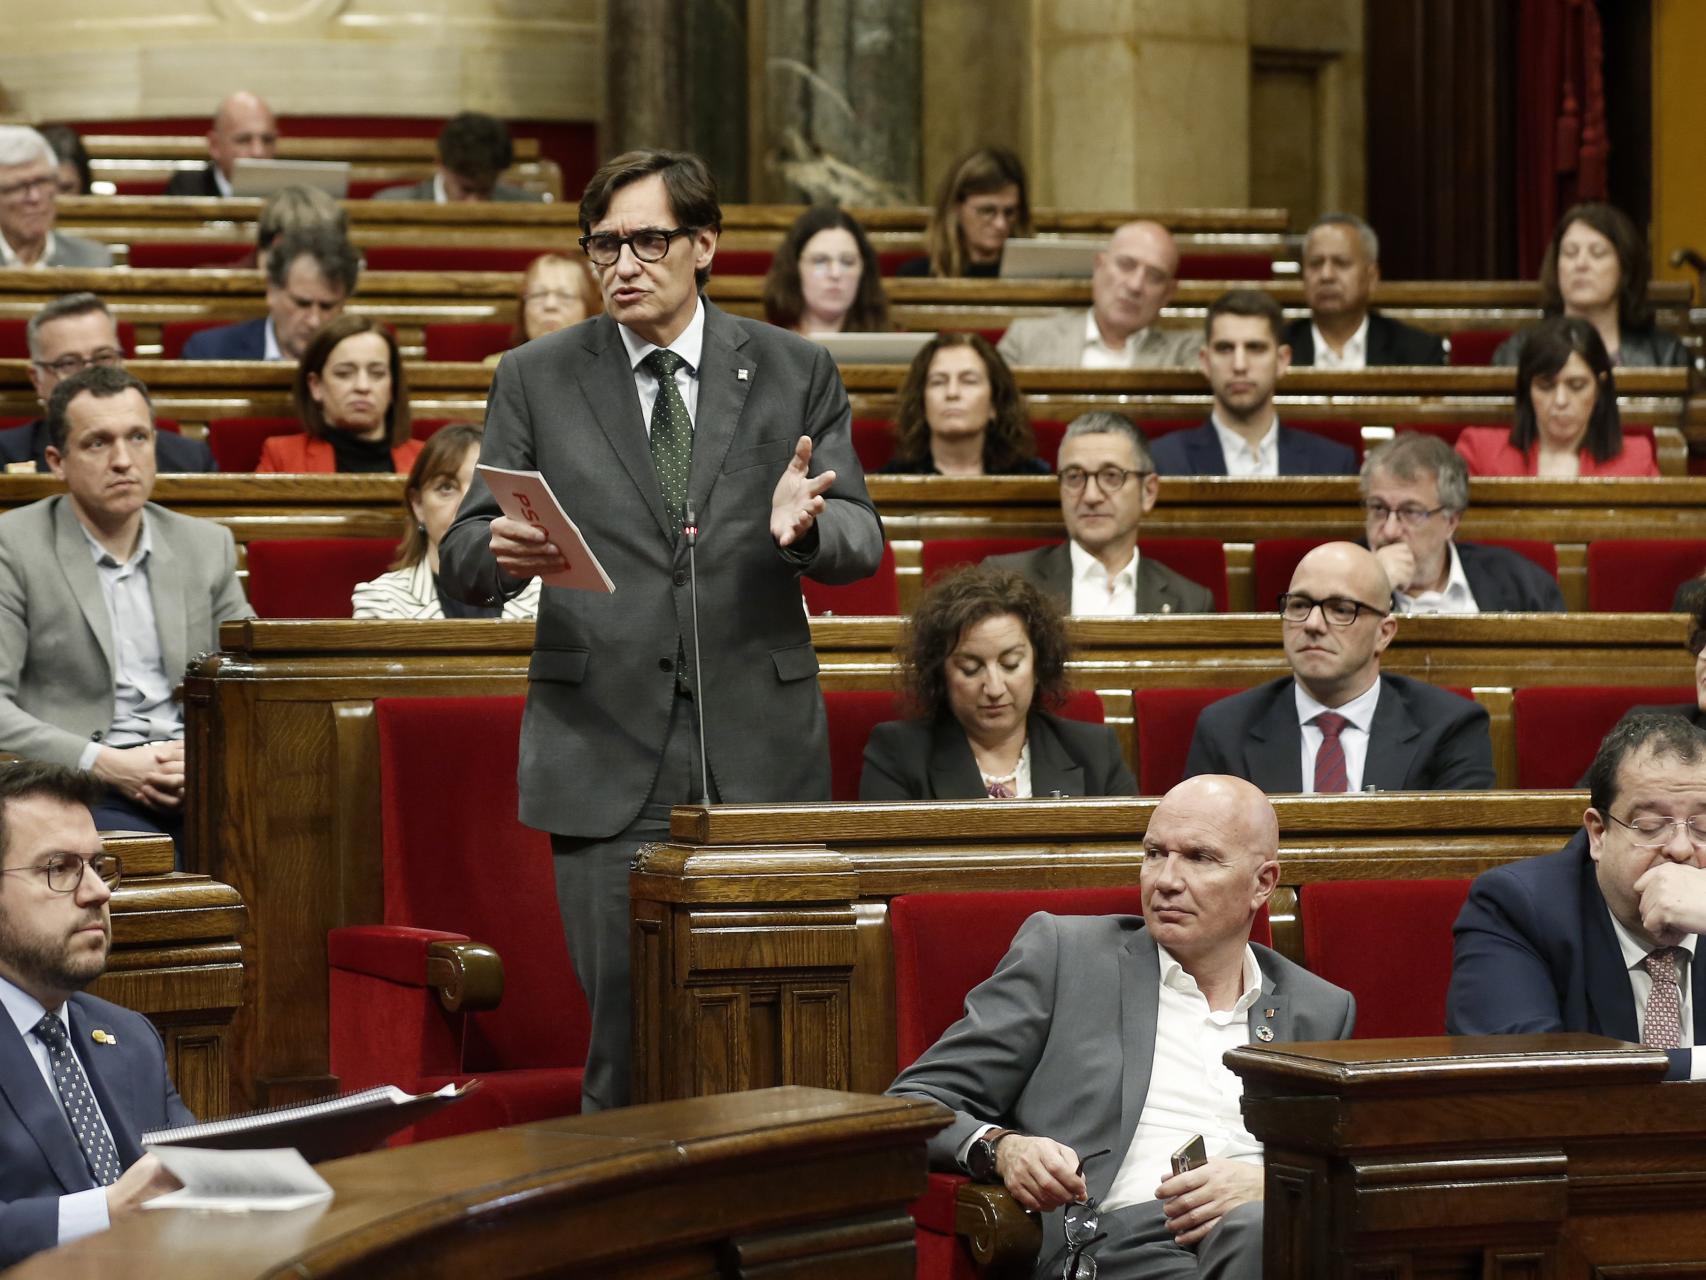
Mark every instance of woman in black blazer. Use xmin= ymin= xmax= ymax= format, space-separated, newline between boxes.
xmin=860 ymin=565 xmax=1135 ymax=800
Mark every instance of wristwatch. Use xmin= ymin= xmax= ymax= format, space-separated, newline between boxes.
xmin=965 ymin=1128 xmax=1016 ymax=1181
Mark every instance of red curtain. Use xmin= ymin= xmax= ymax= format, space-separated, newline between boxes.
xmin=1515 ymin=0 xmax=1610 ymax=275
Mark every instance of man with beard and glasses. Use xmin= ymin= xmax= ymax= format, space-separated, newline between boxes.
xmin=0 ymin=762 xmax=189 ymax=1267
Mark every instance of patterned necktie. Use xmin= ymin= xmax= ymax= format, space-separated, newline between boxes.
xmin=642 ymin=348 xmax=693 ymax=531
xmin=1640 ymin=946 xmax=1687 ymax=1050
xmin=1312 ymin=712 xmax=1350 ymax=793
xmin=33 ymin=1014 xmax=122 ymax=1187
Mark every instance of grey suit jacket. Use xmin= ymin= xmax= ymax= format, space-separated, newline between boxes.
xmin=0 ymin=498 xmax=252 ymax=767
xmin=371 ymin=177 xmax=544 ymax=203
xmin=439 ymin=301 xmax=885 ymax=838
xmin=888 ymin=915 xmax=1354 ymax=1251
xmin=997 ymin=308 xmax=1199 ymax=367
xmin=42 ymin=234 xmax=113 ymax=269
xmin=982 ymin=541 xmax=1217 ymax=615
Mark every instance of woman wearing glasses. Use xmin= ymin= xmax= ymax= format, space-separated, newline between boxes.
xmin=881 ymin=333 xmax=1047 ymax=475
xmin=761 ymin=206 xmax=890 ymax=335
xmin=860 ymin=564 xmax=1134 ymax=801
xmin=897 ymin=146 xmax=1032 ymax=279
xmin=1455 ymin=316 xmax=1658 ymax=478
xmin=488 ymin=253 xmax=602 ymax=365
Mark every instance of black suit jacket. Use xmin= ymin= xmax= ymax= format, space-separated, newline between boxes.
xmin=1456 ymin=541 xmax=1565 ymax=611
xmin=1448 ymin=830 xmax=1704 ymax=1080
xmin=860 ymin=710 xmax=1135 ymax=800
xmin=1283 ymin=312 xmax=1446 ymax=366
xmin=1149 ymin=420 xmax=1359 ymax=477
xmin=981 ymin=541 xmax=1216 ymax=614
xmin=0 ymin=419 xmax=216 ymax=474
xmin=163 ymin=165 xmax=222 ymax=198
xmin=1184 ymin=672 xmax=1495 ymax=792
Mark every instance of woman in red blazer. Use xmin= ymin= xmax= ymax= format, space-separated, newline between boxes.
xmin=1455 ymin=316 xmax=1659 ymax=478
xmin=259 ymin=315 xmax=424 ymax=474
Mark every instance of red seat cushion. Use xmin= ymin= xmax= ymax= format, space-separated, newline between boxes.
xmin=1512 ymin=685 xmax=1695 ymax=788
xmin=1448 ymin=330 xmax=1514 ymax=366
xmin=1134 ymin=687 xmax=1239 ymax=795
xmin=852 ymin=419 xmax=896 ymax=472
xmin=802 ymin=544 xmax=898 ymax=617
xmin=1300 ymin=879 xmax=1469 ymax=1038
xmin=423 ymin=323 xmax=513 ymax=363
xmin=206 ymin=418 xmax=302 ymax=472
xmin=245 ymin=538 xmax=399 ymax=618
xmin=126 ymin=242 xmax=254 ymax=270
xmin=712 ymin=249 xmax=775 ymax=276
xmin=1253 ymin=538 xmax=1327 ymax=612
xmin=1587 ymin=540 xmax=1706 ymax=613
xmin=1177 ymin=253 xmax=1275 ymax=280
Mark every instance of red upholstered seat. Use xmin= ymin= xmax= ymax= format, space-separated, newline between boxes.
xmin=1134 ymin=687 xmax=1238 ymax=795
xmin=712 ymin=249 xmax=775 ymax=276
xmin=362 ymin=246 xmax=559 ymax=273
xmin=1252 ymin=538 xmax=1328 ymax=614
xmin=852 ymin=418 xmax=896 ymax=472
xmin=919 ymin=537 xmax=1052 ymax=585
xmin=1176 ymin=253 xmax=1274 ymax=280
xmin=0 ymin=319 xmax=140 ymax=359
xmin=1030 ymin=419 xmax=1066 ymax=468
xmin=244 ymin=538 xmax=400 ymax=618
xmin=801 ymin=543 xmax=899 ymax=617
xmin=920 ymin=537 xmax=1228 ymax=610
xmin=1447 ymin=330 xmax=1513 ymax=366
xmin=423 ymin=323 xmax=513 ymax=363
xmin=206 ymin=418 xmax=301 ymax=472
xmin=1512 ymin=685 xmax=1694 ymax=788
xmin=410 ymin=418 xmax=454 ymax=442
xmin=1587 ymin=540 xmax=1706 ymax=613
xmin=161 ymin=320 xmax=231 ymax=360
xmin=126 ymin=242 xmax=253 ymax=270
xmin=1300 ymin=879 xmax=1469 ymax=1038
xmin=328 ymin=696 xmax=589 ymax=1142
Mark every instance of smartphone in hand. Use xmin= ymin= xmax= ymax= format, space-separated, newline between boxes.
xmin=1170 ymin=1134 xmax=1207 ymax=1176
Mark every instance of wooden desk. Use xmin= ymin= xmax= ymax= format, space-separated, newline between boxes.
xmin=1227 ymin=1035 xmax=1706 ymax=1280
xmin=4 ymin=1086 xmax=946 ymax=1280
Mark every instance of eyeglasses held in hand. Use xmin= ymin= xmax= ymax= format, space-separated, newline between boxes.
xmin=1276 ymin=592 xmax=1390 ymax=627
xmin=578 ymin=226 xmax=697 ymax=267
xmin=1062 ymin=1147 xmax=1111 ymax=1278
xmin=0 ymin=852 xmax=122 ymax=893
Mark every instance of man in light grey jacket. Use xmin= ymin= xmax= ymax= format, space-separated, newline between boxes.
xmin=0 ymin=127 xmax=112 ymax=268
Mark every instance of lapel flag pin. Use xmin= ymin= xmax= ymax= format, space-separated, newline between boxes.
xmin=737 ymin=368 xmax=750 ymax=381
xmin=1255 ymin=1025 xmax=1274 ymax=1042
xmin=92 ymin=1030 xmax=116 ymax=1045
xmin=1264 ymin=1008 xmax=1277 ymax=1019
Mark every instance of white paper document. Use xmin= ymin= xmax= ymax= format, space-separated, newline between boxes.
xmin=142 ymin=1145 xmax=334 ymax=1213
xmin=478 ymin=464 xmax=616 ymax=593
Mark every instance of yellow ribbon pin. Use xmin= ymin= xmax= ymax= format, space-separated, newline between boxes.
xmin=91 ymin=1030 xmax=117 ymax=1045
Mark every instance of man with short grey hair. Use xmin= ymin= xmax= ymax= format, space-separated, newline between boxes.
xmin=181 ymin=225 xmax=359 ymax=360
xmin=1284 ymin=214 xmax=1443 ymax=368
xmin=984 ymin=411 xmax=1215 ymax=614
xmin=0 ymin=128 xmax=111 ymax=269
xmin=999 ymin=221 xmax=1199 ymax=368
xmin=1360 ymin=432 xmax=1563 ymax=613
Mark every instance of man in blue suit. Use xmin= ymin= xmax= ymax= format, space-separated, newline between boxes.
xmin=180 ymin=225 xmax=358 ymax=362
xmin=1150 ymin=289 xmax=1358 ymax=477
xmin=0 ymin=762 xmax=189 ymax=1267
xmin=1449 ymin=713 xmax=1706 ymax=1079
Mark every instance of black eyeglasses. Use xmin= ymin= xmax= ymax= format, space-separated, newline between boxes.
xmin=1277 ymin=592 xmax=1390 ymax=627
xmin=1364 ymin=500 xmax=1448 ymax=527
xmin=1062 ymin=1147 xmax=1111 ymax=1279
xmin=578 ymin=226 xmax=697 ymax=267
xmin=1059 ymin=466 xmax=1150 ymax=494
xmin=33 ymin=349 xmax=123 ymax=378
xmin=0 ymin=852 xmax=122 ymax=893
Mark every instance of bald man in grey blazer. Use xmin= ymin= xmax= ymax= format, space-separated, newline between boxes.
xmin=889 ymin=775 xmax=1354 ymax=1279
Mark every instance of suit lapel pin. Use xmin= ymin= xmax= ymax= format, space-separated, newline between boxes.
xmin=1255 ymin=1025 xmax=1274 ymax=1042
xmin=92 ymin=1029 xmax=116 ymax=1045
xmin=737 ymin=368 xmax=750 ymax=381
xmin=1264 ymin=1008 xmax=1276 ymax=1020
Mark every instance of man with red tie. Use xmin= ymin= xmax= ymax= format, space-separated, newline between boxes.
xmin=1182 ymin=541 xmax=1494 ymax=793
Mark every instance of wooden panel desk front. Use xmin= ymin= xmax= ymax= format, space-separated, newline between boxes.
xmin=3 ymin=1086 xmax=946 ymax=1280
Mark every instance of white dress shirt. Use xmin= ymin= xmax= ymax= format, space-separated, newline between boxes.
xmin=1604 ymin=908 xmax=1706 ymax=1078
xmin=261 ymin=316 xmax=283 ymax=362
xmin=0 ymin=976 xmax=114 ymax=1243
xmin=1295 ymin=678 xmax=1382 ymax=793
xmin=1309 ymin=315 xmax=1370 ymax=370
xmin=1210 ymin=414 xmax=1280 ymax=477
xmin=1080 ymin=309 xmax=1149 ymax=370
xmin=1393 ymin=542 xmax=1480 ymax=616
xmin=212 ymin=166 xmax=233 ymax=198
xmin=619 ymin=296 xmax=706 ymax=432
xmin=0 ymin=229 xmax=59 ymax=269
xmin=1103 ymin=945 xmax=1265 ymax=1211
xmin=1068 ymin=540 xmax=1140 ymax=616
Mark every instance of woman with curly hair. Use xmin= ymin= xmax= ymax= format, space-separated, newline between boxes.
xmin=880 ymin=333 xmax=1047 ymax=475
xmin=859 ymin=565 xmax=1134 ymax=800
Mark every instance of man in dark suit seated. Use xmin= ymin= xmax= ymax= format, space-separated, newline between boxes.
xmin=983 ymin=411 xmax=1215 ymax=615
xmin=180 ymin=226 xmax=359 ymax=361
xmin=1449 ymin=713 xmax=1706 ymax=1078
xmin=1150 ymin=290 xmax=1358 ymax=477
xmin=1185 ymin=541 xmax=1494 ymax=792
xmin=372 ymin=112 xmax=545 ymax=203
xmin=0 ymin=761 xmax=190 ymax=1268
xmin=1283 ymin=214 xmax=1445 ymax=368
xmin=1361 ymin=432 xmax=1563 ymax=613
xmin=0 ymin=294 xmax=215 ymax=474
xmin=163 ymin=91 xmax=278 ymax=198
xmin=888 ymin=773 xmax=1355 ymax=1280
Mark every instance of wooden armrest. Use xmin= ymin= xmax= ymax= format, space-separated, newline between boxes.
xmin=424 ymin=939 xmax=504 ymax=1013
xmin=955 ymin=1181 xmax=1042 ymax=1277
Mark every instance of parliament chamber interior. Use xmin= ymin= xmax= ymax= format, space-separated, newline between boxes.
xmin=2 ymin=1 xmax=1705 ymax=1276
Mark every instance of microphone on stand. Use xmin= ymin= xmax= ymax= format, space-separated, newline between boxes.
xmin=683 ymin=506 xmax=712 ymax=805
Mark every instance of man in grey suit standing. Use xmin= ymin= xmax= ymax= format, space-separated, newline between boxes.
xmin=889 ymin=774 xmax=1354 ymax=1279
xmin=0 ymin=128 xmax=112 ymax=269
xmin=0 ymin=367 xmax=251 ymax=853
xmin=439 ymin=149 xmax=884 ymax=1112
xmin=984 ymin=411 xmax=1216 ymax=615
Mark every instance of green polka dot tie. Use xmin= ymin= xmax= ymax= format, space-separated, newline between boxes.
xmin=643 ymin=348 xmax=693 ymax=530
xmin=33 ymin=1014 xmax=122 ymax=1187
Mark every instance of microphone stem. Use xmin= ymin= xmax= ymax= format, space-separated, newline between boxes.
xmin=685 ymin=510 xmax=712 ymax=805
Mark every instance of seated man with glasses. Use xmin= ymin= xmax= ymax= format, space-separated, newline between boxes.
xmin=983 ymin=412 xmax=1216 ymax=615
xmin=0 ymin=294 xmax=216 ymax=474
xmin=1362 ymin=432 xmax=1563 ymax=613
xmin=1185 ymin=541 xmax=1494 ymax=792
xmin=0 ymin=761 xmax=190 ymax=1267
xmin=1450 ymin=713 xmax=1706 ymax=1077
xmin=888 ymin=773 xmax=1355 ymax=1280
xmin=0 ymin=127 xmax=112 ymax=269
